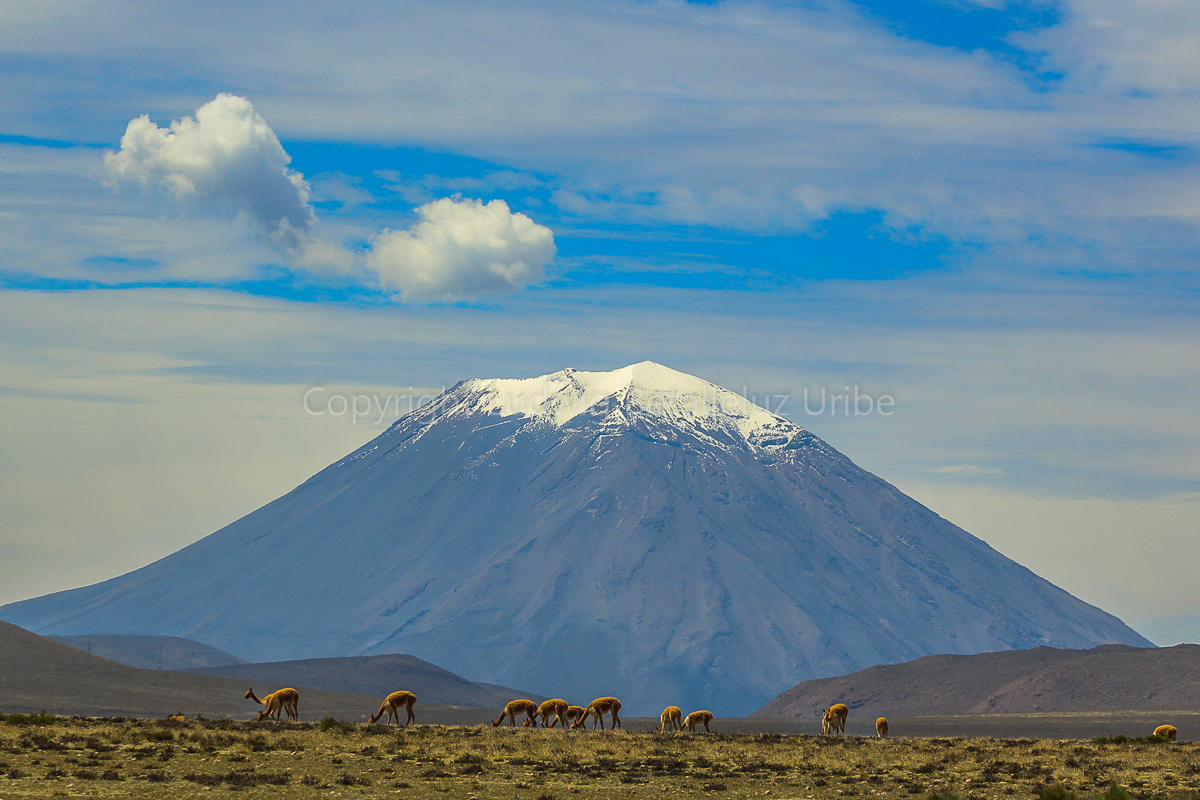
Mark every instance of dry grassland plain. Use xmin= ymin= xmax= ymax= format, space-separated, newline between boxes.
xmin=2 ymin=714 xmax=1200 ymax=800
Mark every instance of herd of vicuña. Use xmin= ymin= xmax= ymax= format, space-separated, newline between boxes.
xmin=242 ymin=687 xmax=1181 ymax=741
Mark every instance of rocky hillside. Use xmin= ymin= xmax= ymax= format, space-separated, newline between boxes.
xmin=754 ymin=644 xmax=1200 ymax=718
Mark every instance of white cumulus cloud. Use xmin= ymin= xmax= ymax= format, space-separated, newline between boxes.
xmin=99 ymin=95 xmax=553 ymax=295
xmin=366 ymin=197 xmax=556 ymax=301
xmin=104 ymin=93 xmax=315 ymax=247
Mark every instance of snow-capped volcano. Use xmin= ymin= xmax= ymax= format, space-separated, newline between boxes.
xmin=0 ymin=362 xmax=1150 ymax=714
xmin=414 ymin=361 xmax=800 ymax=454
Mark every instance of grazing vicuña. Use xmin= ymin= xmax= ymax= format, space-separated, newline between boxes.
xmin=821 ymin=703 xmax=848 ymax=736
xmin=658 ymin=706 xmax=682 ymax=732
xmin=1154 ymin=724 xmax=1178 ymax=741
xmin=245 ymin=687 xmax=299 ymax=721
xmin=369 ymin=690 xmax=416 ymax=726
xmin=572 ymin=697 xmax=622 ymax=730
xmin=493 ymin=699 xmax=539 ymax=727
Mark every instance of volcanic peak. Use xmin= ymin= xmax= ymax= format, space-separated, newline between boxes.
xmin=435 ymin=360 xmax=796 ymax=445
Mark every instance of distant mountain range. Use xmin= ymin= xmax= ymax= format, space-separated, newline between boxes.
xmin=49 ymin=633 xmax=247 ymax=670
xmin=0 ymin=362 xmax=1151 ymax=715
xmin=46 ymin=631 xmax=537 ymax=708
xmin=179 ymin=653 xmax=544 ymax=708
xmin=754 ymin=644 xmax=1200 ymax=719
xmin=0 ymin=621 xmax=525 ymax=722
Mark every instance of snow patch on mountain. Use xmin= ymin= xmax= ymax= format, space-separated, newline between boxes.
xmin=441 ymin=360 xmax=797 ymax=448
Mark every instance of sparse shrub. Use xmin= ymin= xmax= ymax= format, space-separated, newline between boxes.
xmin=336 ymin=772 xmax=371 ymax=786
xmin=19 ymin=732 xmax=67 ymax=751
xmin=246 ymin=733 xmax=272 ymax=751
xmin=182 ymin=769 xmax=290 ymax=786
xmin=6 ymin=768 xmax=26 ymax=779
xmin=454 ymin=752 xmax=486 ymax=764
xmin=1099 ymin=784 xmax=1133 ymax=800
xmin=4 ymin=710 xmax=55 ymax=726
xmin=141 ymin=727 xmax=174 ymax=741
xmin=144 ymin=770 xmax=170 ymax=783
xmin=924 ymin=791 xmax=965 ymax=800
xmin=1093 ymin=734 xmax=1168 ymax=746
xmin=99 ymin=768 xmax=123 ymax=781
xmin=703 ymin=781 xmax=728 ymax=791
xmin=1037 ymin=784 xmax=1080 ymax=800
xmin=318 ymin=716 xmax=354 ymax=734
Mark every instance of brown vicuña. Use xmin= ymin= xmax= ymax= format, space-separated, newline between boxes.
xmin=245 ymin=687 xmax=299 ymax=722
xmin=821 ymin=703 xmax=848 ymax=736
xmin=523 ymin=699 xmax=570 ymax=728
xmin=658 ymin=706 xmax=682 ymax=732
xmin=571 ymin=696 xmax=622 ymax=730
xmin=492 ymin=699 xmax=539 ymax=727
xmin=876 ymin=717 xmax=889 ymax=738
xmin=369 ymin=690 xmax=417 ymax=726
xmin=1154 ymin=724 xmax=1178 ymax=742
xmin=683 ymin=710 xmax=713 ymax=732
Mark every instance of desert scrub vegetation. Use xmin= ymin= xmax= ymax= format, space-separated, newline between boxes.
xmin=1 ymin=717 xmax=1200 ymax=799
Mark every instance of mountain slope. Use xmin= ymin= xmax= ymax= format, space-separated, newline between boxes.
xmin=0 ymin=362 xmax=1150 ymax=715
xmin=0 ymin=620 xmax=486 ymax=723
xmin=49 ymin=634 xmax=247 ymax=670
xmin=754 ymin=643 xmax=1200 ymax=719
xmin=179 ymin=653 xmax=545 ymax=709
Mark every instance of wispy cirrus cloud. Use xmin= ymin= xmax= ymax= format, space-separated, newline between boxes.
xmin=1 ymin=0 xmax=1197 ymax=271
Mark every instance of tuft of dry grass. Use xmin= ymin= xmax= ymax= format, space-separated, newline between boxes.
xmin=1 ymin=715 xmax=1200 ymax=799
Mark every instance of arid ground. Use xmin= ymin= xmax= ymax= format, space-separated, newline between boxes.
xmin=2 ymin=713 xmax=1199 ymax=800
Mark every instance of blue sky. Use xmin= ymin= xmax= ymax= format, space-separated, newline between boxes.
xmin=2 ymin=0 xmax=1199 ymax=646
